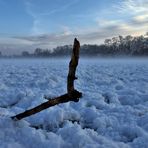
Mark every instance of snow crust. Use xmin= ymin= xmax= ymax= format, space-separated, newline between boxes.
xmin=0 ymin=58 xmax=148 ymax=148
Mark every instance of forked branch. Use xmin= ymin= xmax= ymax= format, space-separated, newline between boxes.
xmin=11 ymin=38 xmax=82 ymax=120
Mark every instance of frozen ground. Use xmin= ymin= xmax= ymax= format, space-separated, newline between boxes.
xmin=0 ymin=58 xmax=148 ymax=148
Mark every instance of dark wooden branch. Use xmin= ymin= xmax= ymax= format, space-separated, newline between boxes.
xmin=67 ymin=38 xmax=80 ymax=94
xmin=11 ymin=90 xmax=82 ymax=120
xmin=11 ymin=38 xmax=82 ymax=120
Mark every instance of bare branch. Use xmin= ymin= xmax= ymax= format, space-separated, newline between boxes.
xmin=67 ymin=38 xmax=80 ymax=94
xmin=11 ymin=38 xmax=82 ymax=121
xmin=11 ymin=91 xmax=82 ymax=120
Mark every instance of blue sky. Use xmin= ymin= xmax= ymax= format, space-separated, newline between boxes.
xmin=0 ymin=0 xmax=148 ymax=55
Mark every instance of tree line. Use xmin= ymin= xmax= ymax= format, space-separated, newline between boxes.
xmin=31 ymin=33 xmax=148 ymax=57
xmin=0 ymin=32 xmax=148 ymax=58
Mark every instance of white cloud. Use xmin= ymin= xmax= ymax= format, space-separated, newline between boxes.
xmin=115 ymin=0 xmax=148 ymax=15
xmin=97 ymin=19 xmax=122 ymax=27
xmin=95 ymin=0 xmax=148 ymax=37
xmin=133 ymin=14 xmax=148 ymax=22
xmin=59 ymin=26 xmax=73 ymax=36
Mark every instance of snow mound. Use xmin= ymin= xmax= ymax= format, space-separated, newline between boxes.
xmin=0 ymin=58 xmax=148 ymax=148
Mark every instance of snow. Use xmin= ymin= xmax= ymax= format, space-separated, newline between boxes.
xmin=0 ymin=58 xmax=148 ymax=148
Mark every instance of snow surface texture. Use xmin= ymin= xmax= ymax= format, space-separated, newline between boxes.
xmin=0 ymin=58 xmax=148 ymax=148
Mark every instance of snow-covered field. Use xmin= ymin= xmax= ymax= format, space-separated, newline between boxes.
xmin=0 ymin=58 xmax=148 ymax=148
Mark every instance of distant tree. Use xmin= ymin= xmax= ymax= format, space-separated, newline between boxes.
xmin=22 ymin=51 xmax=30 ymax=57
xmin=145 ymin=32 xmax=148 ymax=37
xmin=104 ymin=39 xmax=112 ymax=46
xmin=42 ymin=49 xmax=51 ymax=57
xmin=53 ymin=45 xmax=72 ymax=56
xmin=0 ymin=51 xmax=2 ymax=57
xmin=34 ymin=48 xmax=42 ymax=56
